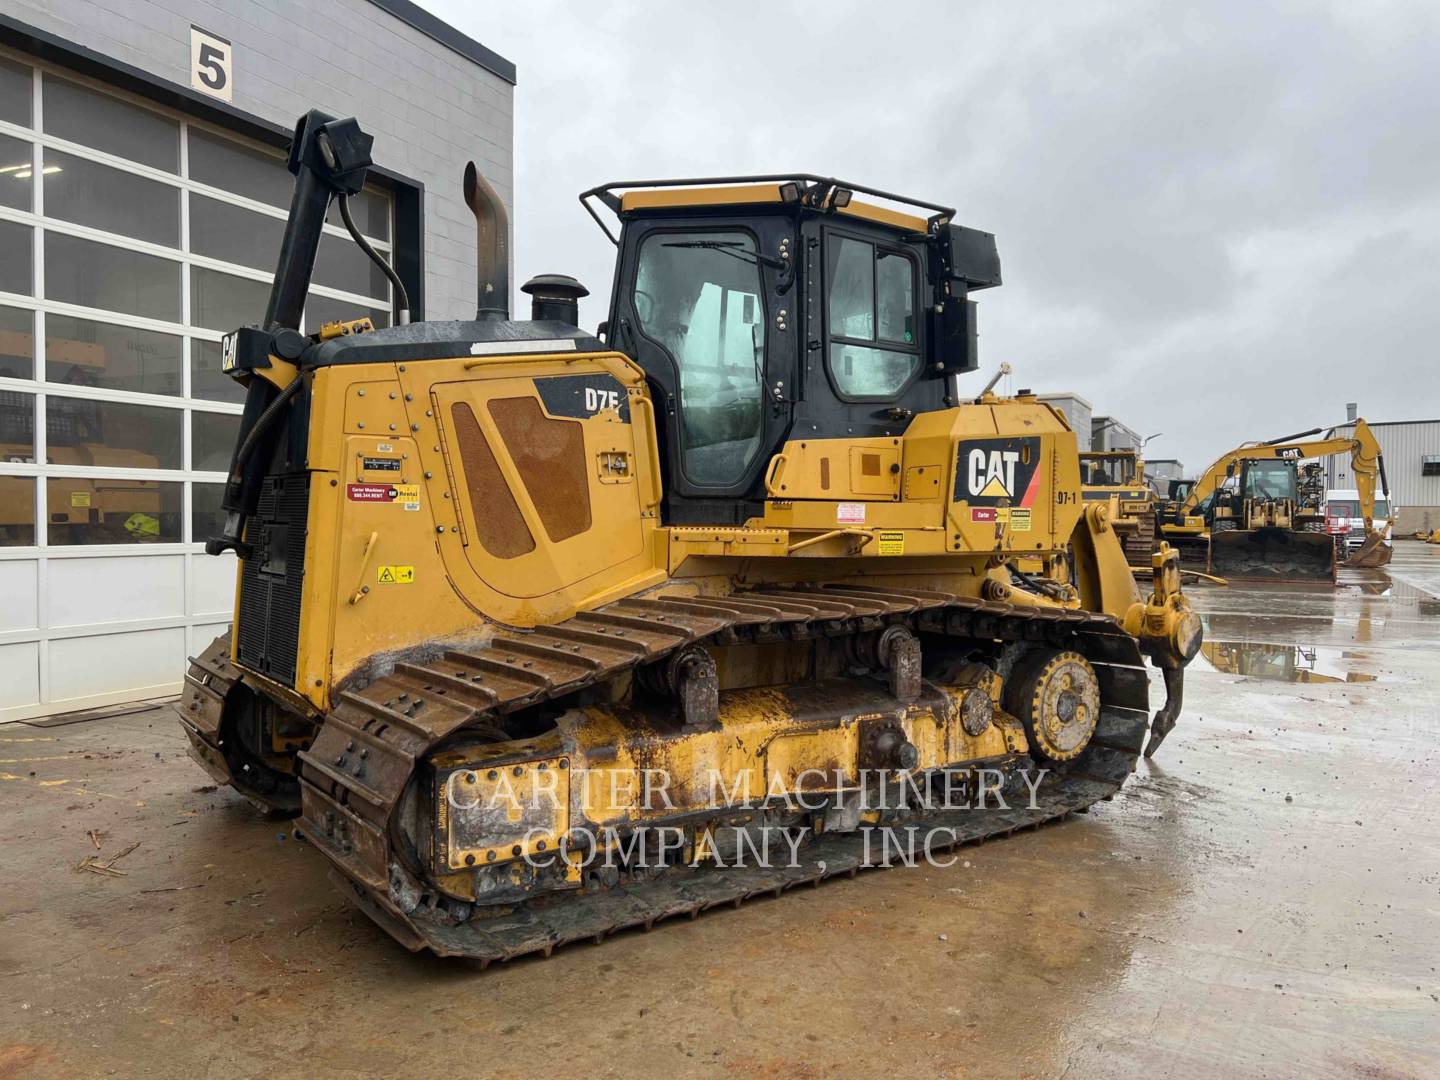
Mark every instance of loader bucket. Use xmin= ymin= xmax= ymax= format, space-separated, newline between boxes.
xmin=1343 ymin=532 xmax=1393 ymax=568
xmin=1207 ymin=528 xmax=1336 ymax=583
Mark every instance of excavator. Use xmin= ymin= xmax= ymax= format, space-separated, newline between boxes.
xmin=1158 ymin=424 xmax=1392 ymax=581
xmin=176 ymin=109 xmax=1201 ymax=962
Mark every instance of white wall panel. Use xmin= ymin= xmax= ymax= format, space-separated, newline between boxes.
xmin=47 ymin=555 xmax=185 ymax=628
xmin=191 ymin=552 xmax=237 ymax=616
xmin=48 ymin=627 xmax=185 ymax=701
xmin=0 ymin=560 xmax=39 ymax=632
xmin=187 ymin=621 xmax=230 ymax=658
xmin=0 ymin=642 xmax=41 ymax=709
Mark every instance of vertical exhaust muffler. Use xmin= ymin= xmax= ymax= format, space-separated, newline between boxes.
xmin=464 ymin=162 xmax=510 ymax=320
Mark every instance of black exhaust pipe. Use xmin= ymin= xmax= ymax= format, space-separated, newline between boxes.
xmin=463 ymin=161 xmax=510 ymax=320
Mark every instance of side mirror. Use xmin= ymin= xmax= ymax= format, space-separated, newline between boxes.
xmin=596 ymin=319 xmax=609 ymax=342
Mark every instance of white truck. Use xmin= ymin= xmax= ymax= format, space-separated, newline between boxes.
xmin=1326 ymin=488 xmax=1394 ymax=555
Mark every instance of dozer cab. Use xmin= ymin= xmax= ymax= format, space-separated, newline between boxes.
xmin=177 ymin=110 xmax=1201 ymax=962
xmin=1079 ymin=449 xmax=1157 ymax=565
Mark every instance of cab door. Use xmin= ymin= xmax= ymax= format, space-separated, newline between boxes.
xmin=610 ymin=213 xmax=796 ymax=524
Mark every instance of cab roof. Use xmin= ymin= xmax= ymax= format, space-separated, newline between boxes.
xmin=579 ymin=174 xmax=954 ymax=244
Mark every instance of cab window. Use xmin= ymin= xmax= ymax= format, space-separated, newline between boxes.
xmin=826 ymin=235 xmax=918 ymax=399
xmin=633 ymin=230 xmax=766 ymax=486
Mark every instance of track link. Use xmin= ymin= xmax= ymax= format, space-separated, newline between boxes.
xmin=176 ymin=632 xmax=245 ymax=789
xmin=294 ymin=584 xmax=1157 ymax=962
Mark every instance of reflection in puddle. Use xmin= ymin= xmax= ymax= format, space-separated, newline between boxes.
xmin=1199 ymin=640 xmax=1378 ymax=683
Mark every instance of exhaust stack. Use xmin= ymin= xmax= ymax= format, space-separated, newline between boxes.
xmin=521 ymin=273 xmax=589 ymax=326
xmin=463 ymin=161 xmax=510 ymax=320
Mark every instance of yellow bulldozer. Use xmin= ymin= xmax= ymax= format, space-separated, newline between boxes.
xmin=1079 ymin=449 xmax=1157 ymax=565
xmin=1157 ymin=424 xmax=1391 ymax=582
xmin=177 ymin=110 xmax=1200 ymax=962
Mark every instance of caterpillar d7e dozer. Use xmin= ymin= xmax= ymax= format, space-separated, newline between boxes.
xmin=177 ymin=110 xmax=1201 ymax=962
xmin=1160 ymin=423 xmax=1392 ymax=582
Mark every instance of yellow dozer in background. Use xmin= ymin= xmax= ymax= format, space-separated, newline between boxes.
xmin=1079 ymin=449 xmax=1157 ymax=565
xmin=176 ymin=110 xmax=1200 ymax=962
xmin=1159 ymin=423 xmax=1392 ymax=582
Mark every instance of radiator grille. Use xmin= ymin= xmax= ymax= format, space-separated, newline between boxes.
xmin=235 ymin=472 xmax=310 ymax=686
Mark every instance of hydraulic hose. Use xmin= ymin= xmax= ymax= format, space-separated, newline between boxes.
xmin=338 ymin=193 xmax=410 ymax=324
xmin=231 ymin=376 xmax=304 ymax=480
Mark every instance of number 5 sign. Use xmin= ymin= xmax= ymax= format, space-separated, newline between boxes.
xmin=190 ymin=26 xmax=233 ymax=102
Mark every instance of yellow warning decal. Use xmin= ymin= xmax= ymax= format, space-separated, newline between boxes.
xmin=1010 ymin=508 xmax=1032 ymax=532
xmin=996 ymin=506 xmax=1011 ymax=526
xmin=70 ymin=491 xmax=92 ymax=508
xmin=877 ymin=531 xmax=905 ymax=556
xmin=377 ymin=565 xmax=415 ymax=584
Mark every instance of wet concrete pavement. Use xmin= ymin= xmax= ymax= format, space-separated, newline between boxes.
xmin=3 ymin=543 xmax=1439 ymax=1078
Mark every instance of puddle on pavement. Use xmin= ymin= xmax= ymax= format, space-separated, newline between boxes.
xmin=1198 ymin=640 xmax=1378 ymax=683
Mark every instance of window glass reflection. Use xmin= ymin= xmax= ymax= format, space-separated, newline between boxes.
xmin=45 ymin=233 xmax=180 ymax=323
xmin=0 ymin=475 xmax=35 ymax=546
xmin=43 ymin=75 xmax=178 ymax=172
xmin=47 ymin=477 xmax=181 ymax=544
xmin=191 ymin=339 xmax=246 ymax=404
xmin=45 ymin=314 xmax=181 ymax=396
xmin=46 ymin=397 xmax=182 ymax=470
xmin=191 ymin=411 xmax=240 ymax=472
xmin=1 ymin=389 xmax=34 ymax=462
xmin=43 ymin=149 xmax=179 ymax=247
xmin=0 ymin=305 xmax=34 ymax=379
xmin=0 ymin=132 xmax=33 ymax=211
xmin=0 ymin=221 xmax=33 ymax=296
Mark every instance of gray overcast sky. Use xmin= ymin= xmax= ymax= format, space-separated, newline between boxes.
xmin=421 ymin=0 xmax=1439 ymax=470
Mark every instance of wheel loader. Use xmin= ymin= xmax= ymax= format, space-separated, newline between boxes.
xmin=176 ymin=110 xmax=1201 ymax=962
xmin=1079 ymin=449 xmax=1157 ymax=565
xmin=1158 ymin=424 xmax=1392 ymax=582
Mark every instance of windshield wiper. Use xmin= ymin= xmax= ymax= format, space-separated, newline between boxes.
xmin=663 ymin=240 xmax=786 ymax=270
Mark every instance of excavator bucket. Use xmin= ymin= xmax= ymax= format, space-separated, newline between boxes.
xmin=1343 ymin=532 xmax=1393 ymax=568
xmin=1207 ymin=528 xmax=1337 ymax=583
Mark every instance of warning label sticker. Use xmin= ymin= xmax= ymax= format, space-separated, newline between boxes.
xmin=877 ymin=531 xmax=904 ymax=556
xmin=1010 ymin=507 xmax=1032 ymax=532
xmin=837 ymin=502 xmax=866 ymax=524
xmin=376 ymin=565 xmax=415 ymax=584
xmin=971 ymin=507 xmax=997 ymax=522
xmin=347 ymin=483 xmax=421 ymax=510
xmin=70 ymin=491 xmax=92 ymax=508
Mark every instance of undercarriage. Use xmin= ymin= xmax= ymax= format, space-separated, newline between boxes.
xmin=181 ymin=582 xmax=1169 ymax=963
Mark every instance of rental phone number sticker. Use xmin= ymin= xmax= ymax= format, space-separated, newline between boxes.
xmin=347 ymin=483 xmax=421 ymax=510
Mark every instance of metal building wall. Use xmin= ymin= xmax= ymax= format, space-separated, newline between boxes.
xmin=1325 ymin=419 xmax=1440 ymax=533
xmin=0 ymin=2 xmax=514 ymax=722
xmin=4 ymin=0 xmax=515 ymax=321
xmin=1036 ymin=394 xmax=1093 ymax=449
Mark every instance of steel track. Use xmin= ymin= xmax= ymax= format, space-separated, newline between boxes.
xmin=274 ymin=584 xmax=1155 ymax=962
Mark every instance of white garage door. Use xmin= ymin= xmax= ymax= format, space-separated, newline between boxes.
xmin=0 ymin=50 xmax=392 ymax=722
